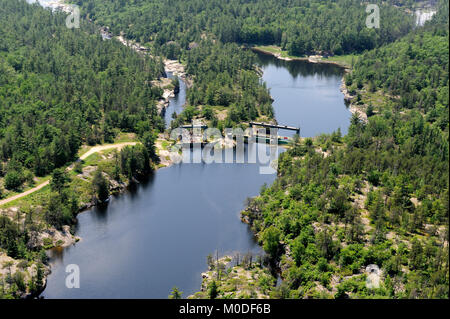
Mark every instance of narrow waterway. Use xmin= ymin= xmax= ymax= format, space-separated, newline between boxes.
xmin=42 ymin=146 xmax=272 ymax=298
xmin=42 ymin=51 xmax=351 ymax=298
xmin=164 ymin=72 xmax=187 ymax=126
xmin=30 ymin=0 xmax=354 ymax=299
xmin=18 ymin=0 xmax=442 ymax=301
xmin=256 ymin=51 xmax=350 ymax=137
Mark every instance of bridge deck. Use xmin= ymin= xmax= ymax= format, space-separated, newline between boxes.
xmin=180 ymin=124 xmax=209 ymax=129
xmin=248 ymin=122 xmax=300 ymax=133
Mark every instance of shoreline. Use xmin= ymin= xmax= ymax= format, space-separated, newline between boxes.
xmin=251 ymin=46 xmax=352 ymax=70
xmin=339 ymin=78 xmax=368 ymax=122
xmin=112 ymin=34 xmax=190 ymax=117
xmin=36 ymin=42 xmax=359 ymax=299
xmin=189 ymin=48 xmax=360 ymax=298
xmin=32 ymin=25 xmax=189 ymax=299
xmin=15 ymin=1 xmax=356 ymax=300
xmin=0 ymin=49 xmax=186 ymax=298
xmin=33 ymin=141 xmax=173 ymax=298
xmin=0 ymin=141 xmax=142 ymax=298
xmin=157 ymin=59 xmax=188 ymax=116
xmin=252 ymin=45 xmax=366 ymax=122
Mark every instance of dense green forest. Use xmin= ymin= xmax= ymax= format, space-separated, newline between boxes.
xmin=0 ymin=0 xmax=448 ymax=299
xmin=73 ymin=0 xmax=415 ymax=56
xmin=242 ymin=6 xmax=449 ymax=298
xmin=0 ymin=0 xmax=164 ymax=187
xmin=170 ymin=41 xmax=274 ymax=129
xmin=70 ymin=0 xmax=425 ymax=130
xmin=0 ymin=0 xmax=163 ymax=297
xmin=70 ymin=0 xmax=423 ymax=130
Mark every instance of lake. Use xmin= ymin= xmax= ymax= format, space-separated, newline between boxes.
xmin=42 ymin=49 xmax=350 ymax=298
xmin=256 ymin=51 xmax=350 ymax=137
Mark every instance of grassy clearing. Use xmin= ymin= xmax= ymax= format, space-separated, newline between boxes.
xmin=189 ymin=255 xmax=275 ymax=299
xmin=322 ymin=54 xmax=360 ymax=68
xmin=254 ymin=45 xmax=282 ymax=54
xmin=0 ymin=175 xmax=51 ymax=199
xmin=254 ymin=45 xmax=359 ymax=68
xmin=1 ymin=137 xmax=138 ymax=209
xmin=81 ymin=153 xmax=102 ymax=167
xmin=1 ymin=147 xmax=122 ymax=210
xmin=76 ymin=133 xmax=138 ymax=158
xmin=253 ymin=45 xmax=306 ymax=59
xmin=1 ymin=184 xmax=52 ymax=209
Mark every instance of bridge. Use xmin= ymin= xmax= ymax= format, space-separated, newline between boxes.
xmin=180 ymin=124 xmax=209 ymax=129
xmin=175 ymin=121 xmax=299 ymax=146
xmin=248 ymin=122 xmax=300 ymax=134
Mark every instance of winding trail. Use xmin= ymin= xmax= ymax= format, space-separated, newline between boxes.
xmin=0 ymin=142 xmax=137 ymax=207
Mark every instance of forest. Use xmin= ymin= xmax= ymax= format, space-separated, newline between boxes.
xmin=0 ymin=0 xmax=164 ymax=189
xmin=67 ymin=0 xmax=429 ymax=133
xmin=242 ymin=4 xmax=449 ymax=298
xmin=0 ymin=0 xmax=448 ymax=299
xmin=170 ymin=41 xmax=274 ymax=130
xmin=0 ymin=0 xmax=163 ymax=297
xmin=67 ymin=0 xmax=426 ymax=131
xmin=72 ymin=0 xmax=416 ymax=57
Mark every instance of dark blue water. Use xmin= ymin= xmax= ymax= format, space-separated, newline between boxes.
xmin=256 ymin=51 xmax=350 ymax=137
xmin=42 ymin=51 xmax=350 ymax=299
xmin=164 ymin=72 xmax=186 ymax=127
xmin=42 ymin=144 xmax=275 ymax=298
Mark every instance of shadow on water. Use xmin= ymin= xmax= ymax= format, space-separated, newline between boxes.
xmin=254 ymin=50 xmax=351 ymax=137
xmin=42 ymin=144 xmax=276 ymax=298
xmin=255 ymin=50 xmax=346 ymax=79
xmin=91 ymin=201 xmax=110 ymax=222
xmin=92 ymin=173 xmax=156 ymax=223
xmin=164 ymin=72 xmax=187 ymax=127
xmin=42 ymin=51 xmax=351 ymax=299
xmin=48 ymin=246 xmax=65 ymax=263
xmin=125 ymin=172 xmax=155 ymax=198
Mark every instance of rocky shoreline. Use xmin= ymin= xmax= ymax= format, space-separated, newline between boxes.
xmin=0 ymin=160 xmax=143 ymax=298
xmin=109 ymin=32 xmax=189 ymax=117
xmin=339 ymin=78 xmax=368 ymax=122
xmin=35 ymin=19 xmax=188 ymax=299
xmin=252 ymin=46 xmax=368 ymax=123
xmin=156 ymin=59 xmax=188 ymax=116
xmin=0 ymin=53 xmax=187 ymax=301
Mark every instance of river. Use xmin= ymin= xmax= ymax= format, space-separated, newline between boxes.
xmin=256 ymin=51 xmax=350 ymax=137
xmin=15 ymin=0 xmax=439 ymax=301
xmin=164 ymin=72 xmax=187 ymax=127
xmin=41 ymin=50 xmax=351 ymax=298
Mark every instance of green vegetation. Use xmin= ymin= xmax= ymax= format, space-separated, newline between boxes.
xmin=92 ymin=169 xmax=110 ymax=203
xmin=1 ymin=0 xmax=448 ymax=300
xmin=242 ymin=5 xmax=449 ymax=299
xmin=0 ymin=0 xmax=162 ymax=297
xmin=169 ymin=287 xmax=183 ymax=299
xmin=73 ymin=0 xmax=414 ymax=56
xmin=0 ymin=0 xmax=164 ymax=194
xmin=322 ymin=54 xmax=360 ymax=68
xmin=170 ymin=41 xmax=274 ymax=128
xmin=71 ymin=0 xmax=418 ymax=128
xmin=190 ymin=253 xmax=275 ymax=299
xmin=253 ymin=45 xmax=360 ymax=68
xmin=254 ymin=45 xmax=309 ymax=60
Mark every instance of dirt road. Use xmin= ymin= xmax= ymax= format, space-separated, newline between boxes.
xmin=0 ymin=142 xmax=137 ymax=206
